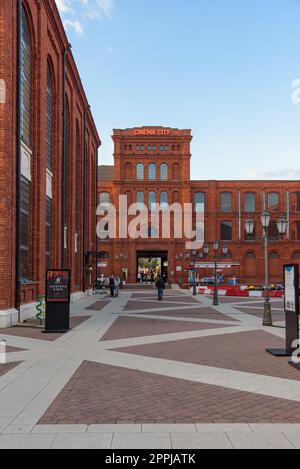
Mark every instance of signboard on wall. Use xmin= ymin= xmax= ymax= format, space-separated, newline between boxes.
xmin=284 ymin=265 xmax=299 ymax=313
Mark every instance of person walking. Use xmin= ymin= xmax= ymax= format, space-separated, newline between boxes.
xmin=109 ymin=275 xmax=115 ymax=298
xmin=157 ymin=275 xmax=165 ymax=302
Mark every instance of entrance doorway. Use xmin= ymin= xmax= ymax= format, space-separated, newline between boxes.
xmin=137 ymin=251 xmax=168 ymax=283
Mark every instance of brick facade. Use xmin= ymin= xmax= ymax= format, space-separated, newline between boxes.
xmin=98 ymin=127 xmax=300 ymax=286
xmin=0 ymin=0 xmax=100 ymax=316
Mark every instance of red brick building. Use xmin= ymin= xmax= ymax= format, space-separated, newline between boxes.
xmin=0 ymin=0 xmax=101 ymax=326
xmin=98 ymin=126 xmax=300 ymax=286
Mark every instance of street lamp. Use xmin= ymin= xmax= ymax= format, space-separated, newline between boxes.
xmin=245 ymin=213 xmax=287 ymax=327
xmin=204 ymin=242 xmax=228 ymax=306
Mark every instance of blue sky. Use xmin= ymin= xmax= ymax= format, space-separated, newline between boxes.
xmin=56 ymin=0 xmax=300 ymax=180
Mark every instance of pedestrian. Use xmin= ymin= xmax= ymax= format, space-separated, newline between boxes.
xmin=151 ymin=271 xmax=155 ymax=287
xmin=109 ymin=275 xmax=115 ymax=298
xmin=115 ymin=277 xmax=120 ymax=297
xmin=156 ymin=275 xmax=165 ymax=301
xmin=137 ymin=272 xmax=142 ymax=284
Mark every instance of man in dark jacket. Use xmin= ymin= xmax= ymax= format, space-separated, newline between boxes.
xmin=157 ymin=276 xmax=165 ymax=301
xmin=109 ymin=275 xmax=115 ymax=298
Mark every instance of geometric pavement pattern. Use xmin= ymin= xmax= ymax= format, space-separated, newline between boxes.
xmin=1 ymin=289 xmax=300 ymax=448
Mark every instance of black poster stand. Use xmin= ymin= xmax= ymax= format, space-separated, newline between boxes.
xmin=266 ymin=264 xmax=299 ymax=358
xmin=44 ymin=270 xmax=71 ymax=334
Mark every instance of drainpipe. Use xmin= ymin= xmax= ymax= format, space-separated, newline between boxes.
xmin=61 ymin=44 xmax=71 ymax=268
xmin=82 ymin=108 xmax=89 ymax=292
xmin=16 ymin=0 xmax=22 ymax=323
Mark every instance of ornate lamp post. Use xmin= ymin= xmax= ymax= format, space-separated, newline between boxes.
xmin=203 ymin=242 xmax=228 ymax=306
xmin=245 ymin=214 xmax=287 ymax=326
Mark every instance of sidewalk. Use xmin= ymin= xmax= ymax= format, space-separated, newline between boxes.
xmin=0 ymin=290 xmax=299 ymax=449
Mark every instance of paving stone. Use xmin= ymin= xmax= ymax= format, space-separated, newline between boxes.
xmin=142 ymin=424 xmax=197 ymax=433
xmin=0 ymin=434 xmax=56 ymax=449
xmin=50 ymin=433 xmax=112 ymax=449
xmin=227 ymin=431 xmax=294 ymax=449
xmin=33 ymin=425 xmax=88 ymax=434
xmin=112 ymin=433 xmax=171 ymax=449
xmin=171 ymin=432 xmax=233 ymax=449
xmin=88 ymin=424 xmax=142 ymax=433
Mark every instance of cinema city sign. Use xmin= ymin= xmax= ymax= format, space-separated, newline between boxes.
xmin=133 ymin=128 xmax=172 ymax=136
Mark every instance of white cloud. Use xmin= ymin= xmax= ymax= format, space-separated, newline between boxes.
xmin=56 ymin=0 xmax=113 ymax=35
xmin=63 ymin=19 xmax=84 ymax=36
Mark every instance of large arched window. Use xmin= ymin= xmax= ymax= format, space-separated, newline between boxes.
xmin=136 ymin=163 xmax=144 ymax=181
xmin=268 ymin=192 xmax=280 ymax=211
xmin=148 ymin=163 xmax=156 ymax=181
xmin=45 ymin=62 xmax=53 ymax=270
xmin=220 ymin=192 xmax=233 ymax=212
xmin=160 ymin=191 xmax=169 ymax=210
xmin=221 ymin=221 xmax=233 ymax=240
xmin=148 ymin=191 xmax=156 ymax=211
xmin=21 ymin=6 xmax=31 ymax=146
xmin=20 ymin=6 xmax=32 ymax=281
xmin=291 ymin=192 xmax=300 ymax=212
xmin=160 ymin=164 xmax=168 ymax=181
xmin=244 ymin=192 xmax=256 ymax=213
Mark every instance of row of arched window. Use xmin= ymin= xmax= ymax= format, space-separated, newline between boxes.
xmin=124 ymin=162 xmax=181 ymax=181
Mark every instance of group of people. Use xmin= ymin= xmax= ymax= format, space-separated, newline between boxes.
xmin=108 ymin=275 xmax=121 ymax=298
xmin=108 ymin=272 xmax=166 ymax=301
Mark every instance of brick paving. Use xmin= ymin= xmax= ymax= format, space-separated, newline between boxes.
xmin=86 ymin=301 xmax=110 ymax=311
xmin=0 ymin=362 xmax=20 ymax=378
xmin=123 ymin=300 xmax=199 ymax=311
xmin=38 ymin=360 xmax=300 ymax=424
xmin=0 ymin=316 xmax=91 ymax=342
xmin=100 ymin=316 xmax=234 ymax=342
xmin=138 ymin=307 xmax=239 ymax=322
xmin=113 ymin=330 xmax=300 ymax=381
xmin=235 ymin=307 xmax=285 ymax=321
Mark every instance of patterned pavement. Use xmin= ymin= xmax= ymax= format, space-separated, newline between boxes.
xmin=0 ymin=289 xmax=300 ymax=448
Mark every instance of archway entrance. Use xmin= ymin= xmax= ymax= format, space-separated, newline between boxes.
xmin=136 ymin=251 xmax=168 ymax=283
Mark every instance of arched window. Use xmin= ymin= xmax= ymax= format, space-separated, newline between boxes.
xmin=99 ymin=251 xmax=110 ymax=259
xmin=160 ymin=164 xmax=168 ymax=181
xmin=173 ymin=191 xmax=180 ymax=203
xmin=45 ymin=62 xmax=54 ymax=270
xmin=20 ymin=6 xmax=32 ymax=281
xmin=21 ymin=6 xmax=31 ymax=146
xmin=99 ymin=192 xmax=110 ymax=210
xmin=290 ymin=192 xmax=300 ymax=212
xmin=148 ymin=191 xmax=156 ymax=211
xmin=160 ymin=191 xmax=169 ymax=210
xmin=244 ymin=192 xmax=256 ymax=213
xmin=245 ymin=252 xmax=256 ymax=259
xmin=148 ymin=163 xmax=156 ymax=181
xmin=269 ymin=252 xmax=280 ymax=260
xmin=137 ymin=191 xmax=145 ymax=208
xmin=221 ymin=221 xmax=233 ymax=240
xmin=136 ymin=163 xmax=144 ymax=181
xmin=194 ymin=192 xmax=205 ymax=212
xmin=268 ymin=221 xmax=280 ymax=239
xmin=220 ymin=192 xmax=233 ymax=212
xmin=268 ymin=192 xmax=280 ymax=211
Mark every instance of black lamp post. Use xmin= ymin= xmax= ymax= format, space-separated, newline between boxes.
xmin=203 ymin=242 xmax=228 ymax=306
xmin=245 ymin=214 xmax=287 ymax=326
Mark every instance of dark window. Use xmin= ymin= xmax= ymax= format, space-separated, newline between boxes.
xmin=297 ymin=222 xmax=300 ymax=241
xmin=20 ymin=177 xmax=30 ymax=281
xmin=220 ymin=192 xmax=233 ymax=212
xmin=221 ymin=221 xmax=233 ymax=241
xmin=268 ymin=193 xmax=280 ymax=211
xmin=195 ymin=192 xmax=205 ymax=212
xmin=244 ymin=193 xmax=256 ymax=213
xmin=21 ymin=6 xmax=31 ymax=146
xmin=160 ymin=191 xmax=168 ymax=210
xmin=268 ymin=220 xmax=280 ymax=239
xmin=100 ymin=192 xmax=110 ymax=210
xmin=137 ymin=191 xmax=144 ymax=207
xmin=148 ymin=191 xmax=156 ymax=211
